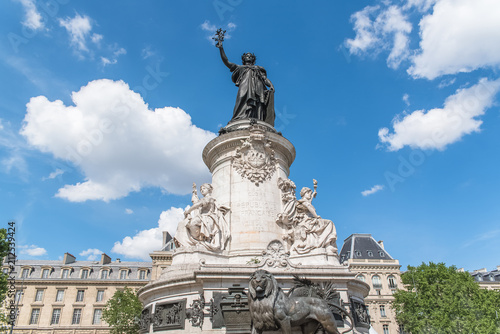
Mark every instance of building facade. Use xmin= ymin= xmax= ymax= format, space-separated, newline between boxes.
xmin=340 ymin=234 xmax=403 ymax=334
xmin=3 ymin=252 xmax=152 ymax=334
xmin=471 ymin=266 xmax=500 ymax=291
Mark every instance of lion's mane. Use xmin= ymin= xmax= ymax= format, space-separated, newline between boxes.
xmin=248 ymin=270 xmax=280 ymax=331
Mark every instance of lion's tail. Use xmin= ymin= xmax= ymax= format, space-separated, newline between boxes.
xmin=327 ymin=303 xmax=354 ymax=334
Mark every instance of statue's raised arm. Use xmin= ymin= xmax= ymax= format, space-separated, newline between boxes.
xmin=213 ymin=28 xmax=275 ymax=127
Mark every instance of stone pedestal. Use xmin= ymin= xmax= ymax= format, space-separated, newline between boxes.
xmin=138 ymin=120 xmax=370 ymax=334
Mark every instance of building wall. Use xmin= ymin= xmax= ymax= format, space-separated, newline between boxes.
xmin=2 ymin=254 xmax=152 ymax=333
xmin=347 ymin=259 xmax=403 ymax=334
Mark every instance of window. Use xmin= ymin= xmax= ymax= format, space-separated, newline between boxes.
xmin=93 ymin=309 xmax=102 ymax=324
xmin=379 ymin=251 xmax=386 ymax=257
xmin=72 ymin=309 xmax=82 ymax=325
xmin=29 ymin=308 xmax=40 ymax=325
xmin=139 ymin=270 xmax=146 ymax=280
xmin=120 ymin=270 xmax=127 ymax=279
xmin=51 ymin=308 xmax=61 ymax=325
xmin=42 ymin=269 xmax=50 ymax=278
xmin=383 ymin=324 xmax=389 ymax=334
xmin=399 ymin=325 xmax=408 ymax=334
xmin=388 ymin=275 xmax=397 ymax=289
xmin=62 ymin=269 xmax=69 ymax=278
xmin=21 ymin=268 xmax=30 ymax=278
xmin=35 ymin=289 xmax=44 ymax=302
xmin=355 ymin=250 xmax=361 ymax=257
xmin=367 ymin=250 xmax=373 ymax=257
xmin=15 ymin=290 xmax=23 ymax=303
xmin=101 ymin=270 xmax=108 ymax=279
xmin=96 ymin=290 xmax=104 ymax=302
xmin=356 ymin=274 xmax=366 ymax=282
xmin=380 ymin=305 xmax=387 ymax=317
xmin=81 ymin=269 xmax=89 ymax=279
xmin=76 ymin=290 xmax=85 ymax=302
xmin=55 ymin=290 xmax=64 ymax=302
xmin=372 ymin=275 xmax=382 ymax=289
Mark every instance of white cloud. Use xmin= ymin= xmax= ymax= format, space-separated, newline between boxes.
xmin=438 ymin=78 xmax=456 ymax=89
xmin=361 ymin=184 xmax=385 ymax=196
xmin=20 ymin=245 xmax=47 ymax=256
xmin=112 ymin=207 xmax=183 ymax=260
xmin=0 ymin=119 xmax=29 ymax=178
xmin=17 ymin=0 xmax=43 ymax=30
xmin=91 ymin=33 xmax=103 ymax=44
xmin=59 ymin=13 xmax=93 ymax=53
xmin=379 ymin=78 xmax=500 ymax=151
xmin=402 ymin=93 xmax=410 ymax=106
xmin=20 ymin=79 xmax=215 ymax=202
xmin=114 ymin=48 xmax=126 ymax=57
xmin=125 ymin=208 xmax=133 ymax=215
xmin=227 ymin=22 xmax=237 ymax=30
xmin=42 ymin=168 xmax=64 ymax=180
xmin=79 ymin=248 xmax=102 ymax=261
xmin=100 ymin=56 xmax=117 ymax=66
xmin=201 ymin=20 xmax=216 ymax=32
xmin=345 ymin=5 xmax=412 ymax=69
xmin=408 ymin=0 xmax=500 ymax=79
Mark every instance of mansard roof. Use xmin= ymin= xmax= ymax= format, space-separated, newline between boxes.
xmin=339 ymin=233 xmax=393 ymax=264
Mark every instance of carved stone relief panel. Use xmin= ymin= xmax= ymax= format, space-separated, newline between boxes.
xmin=153 ymin=299 xmax=186 ymax=331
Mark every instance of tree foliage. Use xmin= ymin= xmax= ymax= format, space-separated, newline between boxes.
xmin=393 ymin=262 xmax=500 ymax=334
xmin=102 ymin=286 xmax=143 ymax=334
xmin=0 ymin=228 xmax=11 ymax=330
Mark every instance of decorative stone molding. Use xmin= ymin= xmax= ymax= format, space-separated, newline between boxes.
xmin=261 ymin=240 xmax=291 ymax=268
xmin=232 ymin=126 xmax=277 ymax=185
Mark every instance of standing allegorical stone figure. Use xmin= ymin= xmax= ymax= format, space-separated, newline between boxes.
xmin=214 ymin=28 xmax=275 ymax=126
xmin=174 ymin=183 xmax=230 ymax=252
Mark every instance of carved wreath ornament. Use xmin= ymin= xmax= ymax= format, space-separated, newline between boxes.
xmin=232 ymin=128 xmax=277 ymax=185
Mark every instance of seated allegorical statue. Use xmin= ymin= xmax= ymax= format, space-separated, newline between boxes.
xmin=174 ymin=183 xmax=230 ymax=252
xmin=276 ymin=179 xmax=337 ymax=256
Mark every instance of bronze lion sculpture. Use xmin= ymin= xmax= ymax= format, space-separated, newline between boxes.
xmin=248 ymin=270 xmax=353 ymax=334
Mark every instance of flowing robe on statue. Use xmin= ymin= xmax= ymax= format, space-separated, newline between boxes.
xmin=229 ymin=64 xmax=275 ymax=125
xmin=276 ymin=198 xmax=337 ymax=255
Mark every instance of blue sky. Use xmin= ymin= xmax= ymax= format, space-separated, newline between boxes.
xmin=1 ymin=0 xmax=499 ymax=271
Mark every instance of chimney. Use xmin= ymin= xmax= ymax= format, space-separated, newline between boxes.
xmin=497 ymin=265 xmax=500 ymax=271
xmin=377 ymin=240 xmax=384 ymax=249
xmin=116 ymin=258 xmax=121 ymax=263
xmin=63 ymin=253 xmax=76 ymax=264
xmin=473 ymin=268 xmax=487 ymax=273
xmin=457 ymin=268 xmax=465 ymax=272
xmin=100 ymin=253 xmax=111 ymax=265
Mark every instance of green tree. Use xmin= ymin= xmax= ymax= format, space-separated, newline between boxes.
xmin=393 ymin=262 xmax=500 ymax=334
xmin=0 ymin=228 xmax=11 ymax=330
xmin=102 ymin=286 xmax=143 ymax=334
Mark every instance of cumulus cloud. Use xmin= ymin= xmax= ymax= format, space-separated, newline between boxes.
xmin=17 ymin=0 xmax=43 ymax=30
xmin=20 ymin=245 xmax=47 ymax=256
xmin=112 ymin=207 xmax=183 ymax=260
xmin=347 ymin=0 xmax=500 ymax=80
xmin=59 ymin=13 xmax=93 ymax=53
xmin=408 ymin=0 xmax=500 ymax=79
xmin=20 ymin=79 xmax=215 ymax=202
xmin=379 ymin=78 xmax=500 ymax=151
xmin=361 ymin=185 xmax=385 ymax=196
xmin=345 ymin=5 xmax=412 ymax=69
xmin=402 ymin=93 xmax=410 ymax=106
xmin=125 ymin=208 xmax=133 ymax=214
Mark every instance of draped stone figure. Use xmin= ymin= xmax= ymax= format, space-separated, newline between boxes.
xmin=276 ymin=179 xmax=337 ymax=255
xmin=215 ymin=30 xmax=275 ymax=126
xmin=174 ymin=183 xmax=230 ymax=252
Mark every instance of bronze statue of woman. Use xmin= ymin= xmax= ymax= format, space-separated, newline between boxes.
xmin=215 ymin=30 xmax=275 ymax=126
